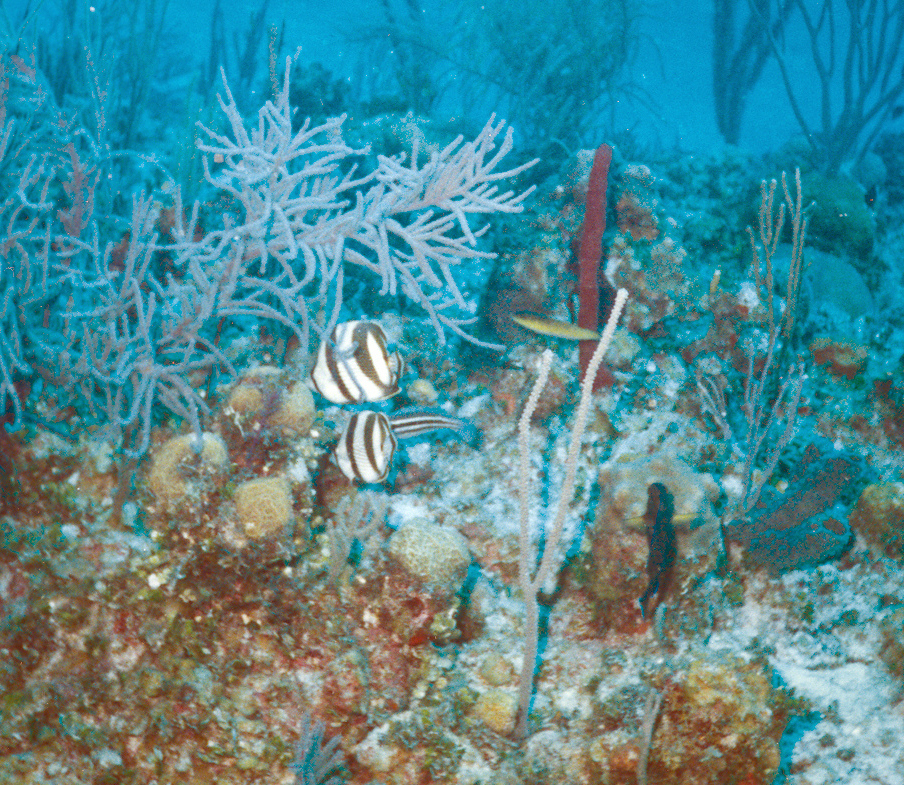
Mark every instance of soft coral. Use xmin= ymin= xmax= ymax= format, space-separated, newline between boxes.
xmin=576 ymin=143 xmax=617 ymax=388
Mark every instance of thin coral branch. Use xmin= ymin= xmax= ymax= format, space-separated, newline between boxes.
xmin=735 ymin=169 xmax=809 ymax=518
xmin=515 ymin=288 xmax=628 ymax=739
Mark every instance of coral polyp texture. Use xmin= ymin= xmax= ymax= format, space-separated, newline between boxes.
xmin=386 ymin=519 xmax=471 ymax=593
xmin=147 ymin=432 xmax=230 ymax=506
xmin=234 ymin=476 xmax=295 ymax=539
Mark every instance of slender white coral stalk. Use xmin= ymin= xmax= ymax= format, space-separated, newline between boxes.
xmin=515 ymin=288 xmax=628 ymax=739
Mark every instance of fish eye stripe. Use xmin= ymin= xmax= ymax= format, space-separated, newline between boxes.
xmin=380 ymin=416 xmax=398 ymax=474
xmin=322 ymin=339 xmax=358 ymax=403
xmin=379 ymin=417 xmax=398 ymax=481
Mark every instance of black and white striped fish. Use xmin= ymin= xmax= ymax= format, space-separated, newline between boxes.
xmin=334 ymin=408 xmax=476 ymax=483
xmin=388 ymin=408 xmax=480 ymax=447
xmin=335 ymin=411 xmax=398 ymax=483
xmin=310 ymin=321 xmax=403 ymax=404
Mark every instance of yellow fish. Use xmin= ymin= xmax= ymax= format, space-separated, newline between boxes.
xmin=510 ymin=313 xmax=600 ymax=341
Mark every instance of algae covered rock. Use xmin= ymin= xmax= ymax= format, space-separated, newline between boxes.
xmin=526 ymin=729 xmax=597 ymax=784
xmin=803 ymin=248 xmax=874 ymax=322
xmin=351 ymin=707 xmax=481 ymax=784
xmin=226 ymin=365 xmax=315 ymax=436
xmin=470 ymin=687 xmax=517 ymax=735
xmin=879 ymin=607 xmax=904 ymax=679
xmin=850 ymin=482 xmax=904 ymax=557
xmin=645 ymin=651 xmax=788 ymax=784
xmin=586 ymin=453 xmax=721 ymax=628
xmin=804 ymin=171 xmax=875 ymax=260
xmin=479 ymin=652 xmax=515 ymax=687
xmin=724 ymin=447 xmax=863 ymax=574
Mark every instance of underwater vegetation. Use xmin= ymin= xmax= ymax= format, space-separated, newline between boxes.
xmin=360 ymin=0 xmax=643 ymax=164
xmin=0 ymin=51 xmax=535 ymax=472
xmin=3 ymin=2 xmax=904 ymax=784
xmin=713 ymin=0 xmax=904 ymax=172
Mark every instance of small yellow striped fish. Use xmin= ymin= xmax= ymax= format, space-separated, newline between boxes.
xmin=510 ymin=313 xmax=601 ymax=341
xmin=311 ymin=321 xmax=404 ymax=404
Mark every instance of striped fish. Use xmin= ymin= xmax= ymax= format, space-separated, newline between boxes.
xmin=311 ymin=321 xmax=403 ymax=404
xmin=388 ymin=408 xmax=479 ymax=446
xmin=334 ymin=408 xmax=479 ymax=483
xmin=335 ymin=411 xmax=398 ymax=483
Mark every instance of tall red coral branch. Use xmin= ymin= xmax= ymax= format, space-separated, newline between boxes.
xmin=577 ymin=143 xmax=614 ymax=388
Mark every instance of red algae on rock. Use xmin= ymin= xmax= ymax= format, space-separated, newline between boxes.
xmin=644 ymin=652 xmax=788 ymax=785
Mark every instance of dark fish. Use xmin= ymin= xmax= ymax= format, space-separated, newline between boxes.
xmin=311 ymin=321 xmax=403 ymax=404
xmin=639 ymin=482 xmax=676 ymax=619
xmin=334 ymin=411 xmax=398 ymax=483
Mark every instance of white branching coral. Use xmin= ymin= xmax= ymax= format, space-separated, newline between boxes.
xmin=187 ymin=60 xmax=537 ymax=347
xmin=0 ymin=54 xmax=535 ymax=460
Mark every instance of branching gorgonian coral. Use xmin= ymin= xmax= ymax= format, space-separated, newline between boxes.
xmin=179 ymin=59 xmax=537 ymax=352
xmin=0 ymin=53 xmax=535 ymax=463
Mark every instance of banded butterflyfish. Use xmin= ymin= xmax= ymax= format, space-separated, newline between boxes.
xmin=311 ymin=321 xmax=404 ymax=404
xmin=335 ymin=411 xmax=398 ymax=483
xmin=334 ymin=408 xmax=476 ymax=483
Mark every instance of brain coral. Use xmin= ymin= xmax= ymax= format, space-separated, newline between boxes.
xmin=387 ymin=519 xmax=471 ymax=594
xmin=227 ymin=366 xmax=314 ymax=435
xmin=471 ymin=688 xmax=517 ymax=735
xmin=233 ymin=476 xmax=294 ymax=539
xmin=147 ymin=432 xmax=229 ymax=505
